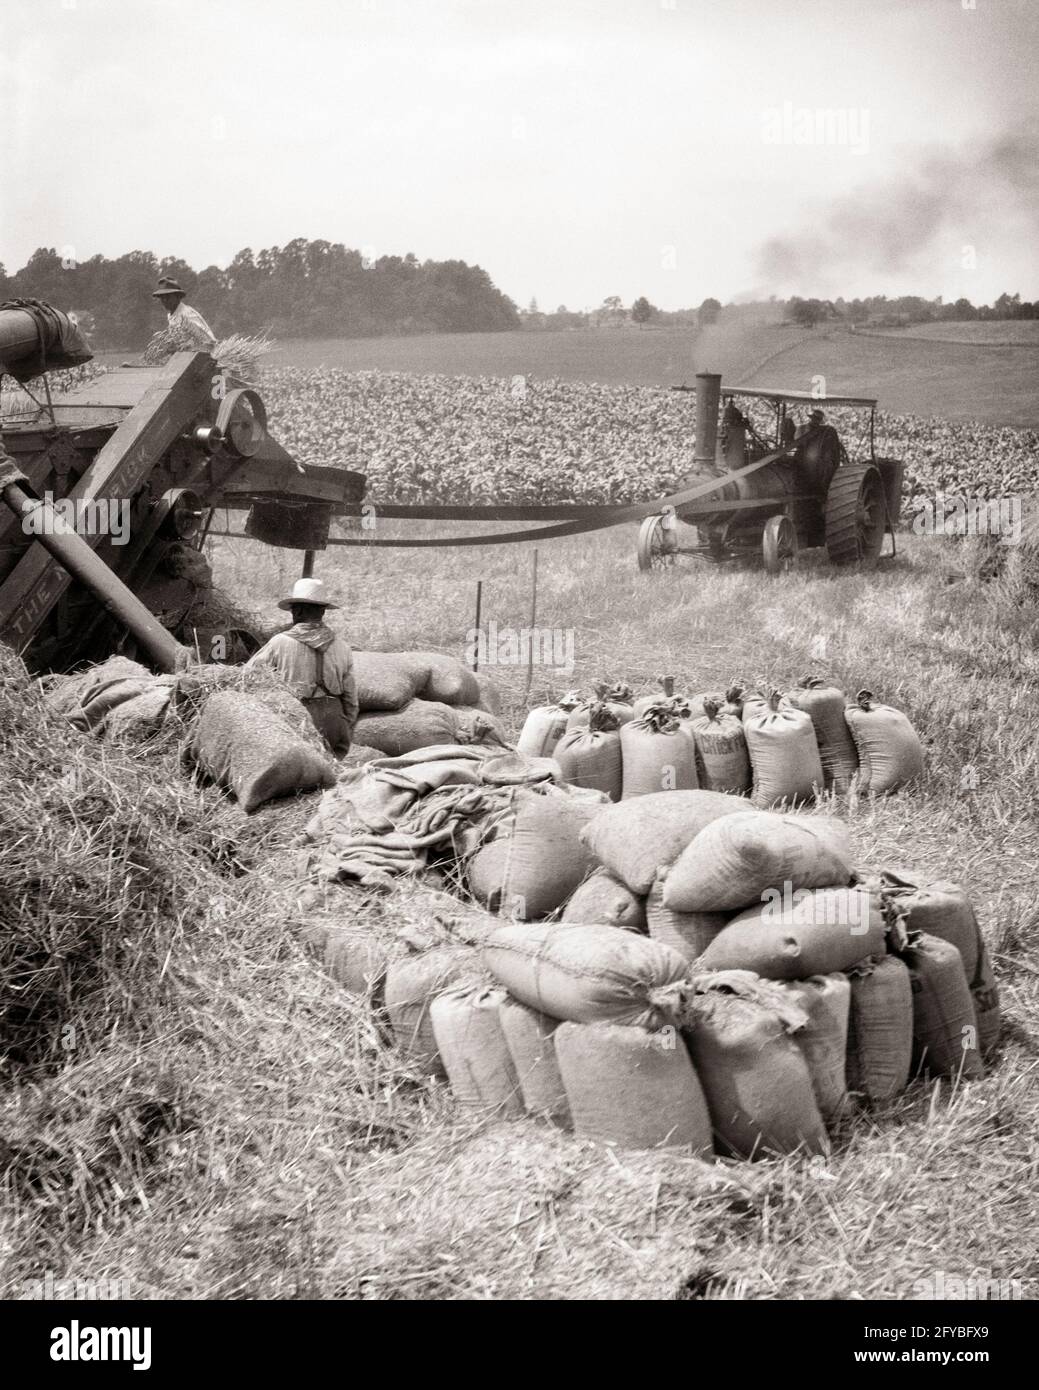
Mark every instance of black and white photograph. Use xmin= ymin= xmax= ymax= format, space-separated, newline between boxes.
xmin=0 ymin=0 xmax=1036 ymax=1340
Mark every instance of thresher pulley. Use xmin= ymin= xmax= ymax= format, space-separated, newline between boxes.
xmin=191 ymin=423 xmax=225 ymax=454
xmin=215 ymin=388 xmax=267 ymax=459
xmin=157 ymin=488 xmax=205 ymax=541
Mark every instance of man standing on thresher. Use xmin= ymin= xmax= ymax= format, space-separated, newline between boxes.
xmin=246 ymin=577 xmax=359 ymax=756
xmin=150 ymin=276 xmax=217 ymax=353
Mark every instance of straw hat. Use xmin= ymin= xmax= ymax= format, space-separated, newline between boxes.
xmin=277 ymin=577 xmax=339 ymax=611
xmin=151 ymin=276 xmax=186 ymax=299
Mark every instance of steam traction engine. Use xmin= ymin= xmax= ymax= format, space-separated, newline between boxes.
xmin=636 ymin=373 xmax=903 ymax=573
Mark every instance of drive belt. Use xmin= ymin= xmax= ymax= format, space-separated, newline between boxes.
xmin=324 ymin=449 xmax=786 ymax=549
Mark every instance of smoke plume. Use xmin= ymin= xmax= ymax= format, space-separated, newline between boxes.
xmin=756 ymin=129 xmax=1039 ymax=294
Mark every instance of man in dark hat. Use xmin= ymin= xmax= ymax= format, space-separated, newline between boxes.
xmin=151 ymin=276 xmax=217 ymax=353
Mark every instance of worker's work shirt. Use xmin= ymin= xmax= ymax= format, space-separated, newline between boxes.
xmin=165 ymin=301 xmax=217 ymax=351
xmin=246 ymin=622 xmax=359 ymax=743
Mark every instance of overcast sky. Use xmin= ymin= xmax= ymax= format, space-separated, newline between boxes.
xmin=2 ymin=0 xmax=1037 ymax=310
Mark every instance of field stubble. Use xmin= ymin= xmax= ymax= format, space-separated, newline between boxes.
xmin=172 ymin=524 xmax=1039 ymax=1298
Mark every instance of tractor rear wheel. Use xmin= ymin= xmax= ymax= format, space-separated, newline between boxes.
xmin=637 ymin=513 xmax=678 ymax=571
xmin=762 ymin=514 xmax=797 ymax=575
xmin=825 ymin=463 xmax=887 ymax=566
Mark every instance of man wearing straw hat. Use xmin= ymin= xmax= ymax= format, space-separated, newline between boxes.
xmin=246 ymin=577 xmax=359 ymax=755
xmin=150 ymin=276 xmax=217 ymax=353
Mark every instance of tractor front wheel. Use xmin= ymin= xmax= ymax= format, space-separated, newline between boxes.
xmin=637 ymin=513 xmax=678 ymax=572
xmin=825 ymin=463 xmax=887 ymax=567
xmin=762 ymin=514 xmax=797 ymax=575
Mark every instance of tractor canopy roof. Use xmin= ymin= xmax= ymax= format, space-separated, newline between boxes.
xmin=724 ymin=387 xmax=878 ymax=408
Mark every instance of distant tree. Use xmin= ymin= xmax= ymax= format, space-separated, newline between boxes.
xmin=698 ymin=297 xmax=721 ymax=327
xmin=790 ymin=297 xmax=825 ymax=328
xmin=944 ymin=297 xmax=976 ymax=320
xmin=631 ymin=296 xmax=656 ymax=327
xmin=544 ymin=305 xmax=587 ymax=329
xmin=591 ymin=295 xmax=627 ymax=328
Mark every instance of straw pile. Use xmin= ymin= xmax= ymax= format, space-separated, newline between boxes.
xmin=143 ymin=328 xmax=276 ymax=383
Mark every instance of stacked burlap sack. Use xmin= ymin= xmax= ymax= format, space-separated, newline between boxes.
xmin=352 ymin=649 xmax=507 ymax=754
xmin=43 ymin=649 xmax=507 ymax=815
xmin=365 ymin=788 xmax=999 ymax=1159
xmin=44 ymin=655 xmax=339 ymax=814
xmin=305 ymin=745 xmax=607 ymax=889
xmin=517 ymin=674 xmax=924 ymax=805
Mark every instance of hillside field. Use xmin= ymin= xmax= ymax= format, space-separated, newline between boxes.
xmin=264 ymin=318 xmax=1039 ymax=428
xmin=864 ymin=322 xmax=1039 ymax=347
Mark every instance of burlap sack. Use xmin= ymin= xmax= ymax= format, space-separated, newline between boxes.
xmin=681 ymin=984 xmax=827 ymax=1158
xmin=415 ymin=651 xmax=482 ymax=706
xmin=482 ymin=922 xmax=689 ymax=1028
xmin=352 ymin=651 xmax=431 ymax=712
xmin=662 ymin=810 xmax=852 ymax=913
xmin=189 ymin=689 xmax=336 ymax=813
xmin=844 ymin=691 xmax=925 ymax=794
xmin=780 ymin=974 xmax=852 ymax=1123
xmin=579 ymin=789 xmax=747 ymax=895
xmin=430 ymin=985 xmax=525 ymax=1116
xmin=354 ymin=698 xmax=458 ymax=756
xmin=555 ymin=1020 xmax=712 ymax=1154
xmin=698 ymin=886 xmax=884 ymax=979
xmin=845 ymin=954 xmax=913 ymax=1102
xmin=467 ymin=789 xmax=599 ymax=920
xmin=561 ymin=867 xmax=647 ymax=933
xmin=788 ymin=678 xmax=859 ymax=793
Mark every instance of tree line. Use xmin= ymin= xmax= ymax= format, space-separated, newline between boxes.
xmin=2 ymin=242 xmax=1033 ymax=347
xmin=784 ymin=292 xmax=1039 ymax=329
xmin=522 ymin=292 xmax=1038 ymax=331
xmin=0 ymin=241 xmax=521 ymax=348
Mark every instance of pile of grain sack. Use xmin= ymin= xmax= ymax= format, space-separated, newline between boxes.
xmin=358 ymin=791 xmax=999 ymax=1159
xmin=43 ymin=655 xmax=341 ymax=813
xmin=518 ymin=676 xmax=924 ymax=804
xmin=43 ymin=649 xmax=507 ymax=815
xmin=351 ymin=650 xmax=506 ymax=755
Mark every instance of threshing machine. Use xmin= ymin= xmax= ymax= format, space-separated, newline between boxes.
xmin=0 ymin=304 xmax=363 ymax=675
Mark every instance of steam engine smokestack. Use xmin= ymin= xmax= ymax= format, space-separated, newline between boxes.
xmin=694 ymin=372 xmax=722 ymax=476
